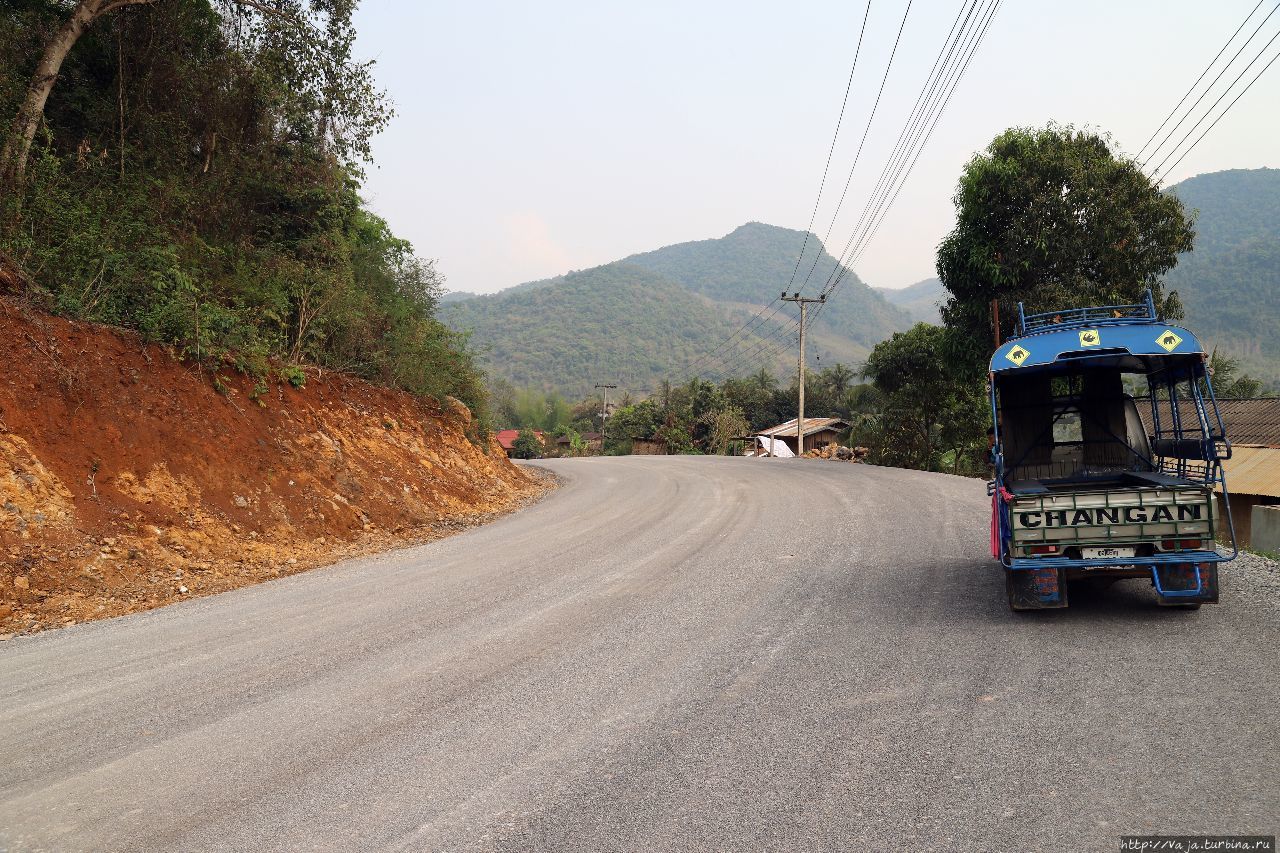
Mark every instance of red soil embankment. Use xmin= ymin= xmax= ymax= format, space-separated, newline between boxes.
xmin=0 ymin=297 xmax=544 ymax=635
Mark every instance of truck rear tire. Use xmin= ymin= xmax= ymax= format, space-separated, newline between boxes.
xmin=1155 ymin=562 xmax=1218 ymax=606
xmin=1006 ymin=567 xmax=1068 ymax=611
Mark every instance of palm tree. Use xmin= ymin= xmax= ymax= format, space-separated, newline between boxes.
xmin=824 ymin=363 xmax=855 ymax=397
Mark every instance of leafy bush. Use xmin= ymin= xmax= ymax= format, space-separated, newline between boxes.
xmin=510 ymin=429 xmax=543 ymax=460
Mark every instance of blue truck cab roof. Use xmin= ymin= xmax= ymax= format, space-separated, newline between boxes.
xmin=989 ymin=292 xmax=1206 ymax=377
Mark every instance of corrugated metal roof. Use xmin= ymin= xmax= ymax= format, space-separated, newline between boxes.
xmin=1218 ymin=399 xmax=1280 ymax=446
xmin=1220 ymin=445 xmax=1280 ymax=499
xmin=757 ymin=417 xmax=851 ymax=438
xmin=1143 ymin=398 xmax=1280 ymax=447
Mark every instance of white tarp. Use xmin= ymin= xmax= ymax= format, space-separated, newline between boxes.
xmin=753 ymin=435 xmax=794 ymax=458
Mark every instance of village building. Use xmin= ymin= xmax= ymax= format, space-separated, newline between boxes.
xmin=1146 ymin=398 xmax=1280 ymax=547
xmin=1214 ymin=398 xmax=1280 ymax=548
xmin=753 ymin=417 xmax=851 ymax=456
xmin=494 ymin=429 xmax=545 ymax=454
xmin=554 ymin=431 xmax=603 ymax=454
xmin=630 ymin=438 xmax=668 ymax=456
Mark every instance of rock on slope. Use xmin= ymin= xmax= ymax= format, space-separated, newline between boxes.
xmin=0 ymin=297 xmax=543 ymax=635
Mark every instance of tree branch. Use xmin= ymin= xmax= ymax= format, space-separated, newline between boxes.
xmin=97 ymin=0 xmax=162 ymax=16
xmin=228 ymin=0 xmax=291 ymax=20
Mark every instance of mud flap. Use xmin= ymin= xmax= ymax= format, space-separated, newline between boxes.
xmin=1006 ymin=567 xmax=1068 ymax=610
xmin=1154 ymin=562 xmax=1219 ymax=605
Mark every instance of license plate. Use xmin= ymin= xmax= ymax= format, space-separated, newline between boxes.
xmin=1082 ymin=546 xmax=1135 ymax=560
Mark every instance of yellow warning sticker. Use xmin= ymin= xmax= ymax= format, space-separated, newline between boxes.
xmin=1078 ymin=328 xmax=1101 ymax=347
xmin=1156 ymin=329 xmax=1183 ymax=352
xmin=1006 ymin=345 xmax=1031 ymax=366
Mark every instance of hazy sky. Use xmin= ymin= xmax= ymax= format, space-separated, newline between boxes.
xmin=352 ymin=1 xmax=1279 ymax=294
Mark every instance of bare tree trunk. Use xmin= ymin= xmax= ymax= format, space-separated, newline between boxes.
xmin=0 ymin=0 xmax=160 ymax=186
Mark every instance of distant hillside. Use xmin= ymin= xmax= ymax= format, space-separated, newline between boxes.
xmin=441 ymin=262 xmax=793 ymax=398
xmin=624 ymin=223 xmax=912 ymax=352
xmin=443 ymin=224 xmax=914 ymax=395
xmin=876 ymin=277 xmax=944 ymax=323
xmin=1165 ymin=168 xmax=1280 ymax=386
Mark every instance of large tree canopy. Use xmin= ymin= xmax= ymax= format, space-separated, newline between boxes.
xmin=0 ymin=0 xmax=388 ymax=183
xmin=937 ymin=125 xmax=1194 ymax=376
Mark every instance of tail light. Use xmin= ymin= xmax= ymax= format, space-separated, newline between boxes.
xmin=1161 ymin=538 xmax=1204 ymax=551
xmin=1029 ymin=544 xmax=1059 ymax=555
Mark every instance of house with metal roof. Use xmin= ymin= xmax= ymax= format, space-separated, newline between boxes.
xmin=1218 ymin=398 xmax=1280 ymax=548
xmin=1145 ymin=398 xmax=1280 ymax=546
xmin=754 ymin=417 xmax=851 ymax=456
xmin=495 ymin=429 xmax=545 ymax=454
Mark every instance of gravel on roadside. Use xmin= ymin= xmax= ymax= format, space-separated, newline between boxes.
xmin=1228 ymin=550 xmax=1280 ymax=608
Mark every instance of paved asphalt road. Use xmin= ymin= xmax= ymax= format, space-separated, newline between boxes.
xmin=2 ymin=456 xmax=1277 ymax=852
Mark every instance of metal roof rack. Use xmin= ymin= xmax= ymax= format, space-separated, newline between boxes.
xmin=1016 ymin=290 xmax=1157 ymax=337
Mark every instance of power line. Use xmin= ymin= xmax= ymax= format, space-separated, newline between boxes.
xmin=1148 ymin=20 xmax=1280 ymax=179
xmin=698 ymin=311 xmax=802 ymax=382
xmin=1152 ymin=40 xmax=1280 ymax=181
xmin=805 ymin=0 xmax=999 ymax=336
xmin=823 ymin=0 xmax=985 ymax=290
xmin=796 ymin=0 xmax=916 ymax=293
xmin=708 ymin=0 xmax=927 ymax=382
xmin=1140 ymin=1 xmax=1280 ymax=170
xmin=783 ymin=0 xmax=874 ymax=296
xmin=687 ymin=298 xmax=799 ymax=382
xmin=686 ymin=0 xmax=1001 ymax=385
xmin=824 ymin=0 xmax=1000 ymax=299
xmin=698 ymin=316 xmax=801 ymax=382
xmin=846 ymin=0 xmax=1001 ymax=268
xmin=677 ymin=1 xmax=875 ymax=382
xmin=1134 ymin=0 xmax=1268 ymax=161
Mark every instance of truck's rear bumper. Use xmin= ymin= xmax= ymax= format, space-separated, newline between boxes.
xmin=1008 ymin=548 xmax=1233 ymax=571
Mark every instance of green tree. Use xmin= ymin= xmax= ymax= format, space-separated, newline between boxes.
xmin=861 ymin=324 xmax=988 ymax=473
xmin=510 ymin=428 xmax=543 ymax=460
xmin=937 ymin=124 xmax=1194 ymax=377
xmin=722 ymin=371 xmax=782 ymax=430
xmin=1206 ymin=349 xmax=1272 ymax=399
xmin=823 ymin=363 xmax=856 ymax=397
xmin=604 ymin=398 xmax=662 ymax=454
xmin=506 ymin=388 xmax=571 ymax=431
xmin=1 ymin=0 xmax=390 ymax=185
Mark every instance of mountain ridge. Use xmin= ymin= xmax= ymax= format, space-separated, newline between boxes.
xmin=442 ymin=223 xmax=914 ymax=395
xmin=876 ymin=277 xmax=944 ymax=324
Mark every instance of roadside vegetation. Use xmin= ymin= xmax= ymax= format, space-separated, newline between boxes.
xmin=0 ymin=0 xmax=488 ymax=429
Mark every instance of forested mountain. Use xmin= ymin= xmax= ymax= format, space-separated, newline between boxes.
xmin=1165 ymin=168 xmax=1280 ymax=386
xmin=443 ymin=223 xmax=914 ymax=395
xmin=876 ymin=277 xmax=944 ymax=323
xmin=442 ymin=263 xmax=792 ymax=398
xmin=623 ymin=223 xmax=912 ymax=350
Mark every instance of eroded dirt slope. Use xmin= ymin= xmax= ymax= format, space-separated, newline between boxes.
xmin=0 ymin=297 xmax=544 ymax=635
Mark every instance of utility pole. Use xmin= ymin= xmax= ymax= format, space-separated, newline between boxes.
xmin=780 ymin=292 xmax=825 ymax=456
xmin=594 ymin=384 xmax=617 ymax=446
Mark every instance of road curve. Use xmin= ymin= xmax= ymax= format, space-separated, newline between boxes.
xmin=1 ymin=456 xmax=1276 ymax=851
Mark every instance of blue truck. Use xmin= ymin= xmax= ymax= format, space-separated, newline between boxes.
xmin=988 ymin=292 xmax=1238 ymax=610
